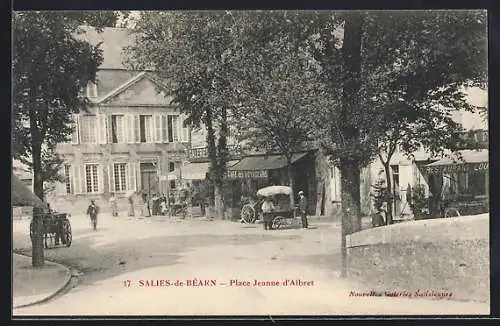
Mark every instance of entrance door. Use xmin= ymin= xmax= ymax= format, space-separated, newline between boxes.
xmin=140 ymin=163 xmax=159 ymax=197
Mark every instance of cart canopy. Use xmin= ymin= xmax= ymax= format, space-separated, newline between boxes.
xmin=257 ymin=185 xmax=292 ymax=197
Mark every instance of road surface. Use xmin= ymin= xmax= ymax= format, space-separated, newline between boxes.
xmin=12 ymin=214 xmax=489 ymax=316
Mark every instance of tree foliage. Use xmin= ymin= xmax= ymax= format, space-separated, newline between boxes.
xmin=126 ymin=11 xmax=242 ymax=214
xmin=12 ymin=11 xmax=118 ymax=199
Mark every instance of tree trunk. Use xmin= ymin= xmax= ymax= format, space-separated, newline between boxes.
xmin=214 ymin=185 xmax=224 ymax=219
xmin=339 ymin=13 xmax=363 ymax=278
xmin=383 ymin=161 xmax=394 ymax=225
xmin=287 ymin=159 xmax=295 ymax=207
xmin=29 ymin=106 xmax=44 ymax=267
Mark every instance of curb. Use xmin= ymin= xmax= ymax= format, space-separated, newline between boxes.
xmin=12 ymin=253 xmax=74 ymax=309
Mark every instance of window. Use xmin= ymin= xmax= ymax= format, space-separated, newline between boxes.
xmin=86 ymin=82 xmax=98 ymax=98
xmin=64 ymin=165 xmax=72 ymax=194
xmin=111 ymin=115 xmax=125 ymax=143
xmin=85 ymin=164 xmax=99 ymax=193
xmin=80 ymin=115 xmax=97 ymax=144
xmin=139 ymin=115 xmax=153 ymax=143
xmin=114 ymin=163 xmax=127 ymax=191
xmin=168 ymin=115 xmax=179 ymax=142
xmin=169 ymin=162 xmax=176 ymax=189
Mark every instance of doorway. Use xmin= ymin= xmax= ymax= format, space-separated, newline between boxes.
xmin=140 ymin=162 xmax=159 ymax=198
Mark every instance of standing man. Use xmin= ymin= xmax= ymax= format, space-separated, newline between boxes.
xmin=261 ymin=197 xmax=275 ymax=230
xmin=298 ymin=191 xmax=308 ymax=229
xmin=86 ymin=200 xmax=99 ymax=231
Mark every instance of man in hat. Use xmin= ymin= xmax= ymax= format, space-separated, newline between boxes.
xmin=298 ymin=191 xmax=308 ymax=229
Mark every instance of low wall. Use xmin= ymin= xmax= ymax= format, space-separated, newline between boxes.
xmin=346 ymin=214 xmax=489 ymax=303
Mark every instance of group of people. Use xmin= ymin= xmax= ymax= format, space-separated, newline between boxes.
xmin=140 ymin=193 xmax=169 ymax=217
xmin=261 ymin=190 xmax=309 ymax=230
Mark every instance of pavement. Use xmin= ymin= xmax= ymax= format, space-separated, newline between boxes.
xmin=12 ymin=253 xmax=72 ymax=309
xmin=11 ymin=213 xmax=490 ymax=316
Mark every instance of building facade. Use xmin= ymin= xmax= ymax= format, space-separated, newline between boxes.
xmin=45 ymin=27 xmax=190 ymax=213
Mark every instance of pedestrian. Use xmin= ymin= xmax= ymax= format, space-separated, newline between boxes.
xmin=109 ymin=193 xmax=118 ymax=217
xmin=152 ymin=193 xmax=160 ymax=216
xmin=261 ymin=196 xmax=275 ymax=230
xmin=160 ymin=199 xmax=167 ymax=216
xmin=141 ymin=192 xmax=150 ymax=217
xmin=127 ymin=193 xmax=135 ymax=217
xmin=298 ymin=191 xmax=308 ymax=229
xmin=86 ymin=200 xmax=99 ymax=231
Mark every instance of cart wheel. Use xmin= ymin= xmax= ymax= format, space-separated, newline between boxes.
xmin=272 ymin=216 xmax=284 ymax=230
xmin=444 ymin=207 xmax=461 ymax=218
xmin=241 ymin=205 xmax=256 ymax=224
xmin=62 ymin=220 xmax=72 ymax=247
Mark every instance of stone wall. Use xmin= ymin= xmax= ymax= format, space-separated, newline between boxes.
xmin=346 ymin=214 xmax=489 ymax=303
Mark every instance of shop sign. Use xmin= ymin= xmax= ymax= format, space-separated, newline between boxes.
xmin=426 ymin=162 xmax=488 ymax=174
xmin=226 ymin=170 xmax=268 ymax=179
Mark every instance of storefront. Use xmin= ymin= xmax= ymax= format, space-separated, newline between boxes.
xmin=424 ymin=149 xmax=489 ymax=216
xmin=225 ymin=151 xmax=317 ymax=214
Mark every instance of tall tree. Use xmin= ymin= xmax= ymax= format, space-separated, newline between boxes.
xmin=232 ymin=35 xmax=326 ymax=205
xmin=13 ymin=11 xmax=118 ymax=200
xmin=126 ymin=11 xmax=241 ymax=218
xmin=12 ymin=11 xmax=118 ymax=267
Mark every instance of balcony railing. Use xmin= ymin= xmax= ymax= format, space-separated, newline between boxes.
xmin=187 ymin=144 xmax=243 ymax=160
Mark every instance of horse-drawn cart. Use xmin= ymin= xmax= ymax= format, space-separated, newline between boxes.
xmin=240 ymin=185 xmax=301 ymax=229
xmin=30 ymin=212 xmax=72 ymax=249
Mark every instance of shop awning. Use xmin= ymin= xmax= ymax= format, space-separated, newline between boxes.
xmin=167 ymin=160 xmax=239 ymax=180
xmin=228 ymin=152 xmax=309 ymax=172
xmin=425 ymin=149 xmax=489 ymax=174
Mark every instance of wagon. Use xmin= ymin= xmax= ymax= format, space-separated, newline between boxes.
xmin=243 ymin=185 xmax=301 ymax=230
xmin=30 ymin=212 xmax=72 ymax=249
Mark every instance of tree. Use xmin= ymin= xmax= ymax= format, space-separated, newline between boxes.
xmin=12 ymin=11 xmax=118 ymax=267
xmin=227 ymin=10 xmax=486 ymax=277
xmin=13 ymin=11 xmax=118 ymax=201
xmin=359 ymin=11 xmax=487 ymax=224
xmin=231 ymin=35 xmax=326 ymax=205
xmin=126 ymin=11 xmax=242 ymax=218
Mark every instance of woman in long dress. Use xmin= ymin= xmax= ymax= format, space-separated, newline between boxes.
xmin=128 ymin=195 xmax=135 ymax=217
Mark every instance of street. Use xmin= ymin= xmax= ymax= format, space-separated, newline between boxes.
xmin=12 ymin=214 xmax=489 ymax=316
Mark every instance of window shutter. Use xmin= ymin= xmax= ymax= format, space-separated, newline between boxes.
xmin=72 ymin=165 xmax=82 ymax=194
xmin=98 ymin=114 xmax=107 ymax=144
xmin=71 ymin=115 xmax=79 ymax=144
xmin=148 ymin=116 xmax=155 ymax=143
xmin=180 ymin=114 xmax=189 ymax=143
xmin=98 ymin=165 xmax=104 ymax=193
xmin=161 ymin=115 xmax=168 ymax=143
xmin=154 ymin=114 xmax=162 ymax=143
xmin=134 ymin=115 xmax=140 ymax=143
xmin=109 ymin=163 xmax=115 ymax=192
xmin=126 ymin=114 xmax=133 ymax=143
xmin=126 ymin=163 xmax=137 ymax=191
xmin=107 ymin=115 xmax=113 ymax=143
xmin=177 ymin=116 xmax=182 ymax=142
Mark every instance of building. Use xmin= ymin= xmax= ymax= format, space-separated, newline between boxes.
xmin=366 ymin=88 xmax=488 ymax=219
xmin=45 ymin=27 xmax=190 ymax=213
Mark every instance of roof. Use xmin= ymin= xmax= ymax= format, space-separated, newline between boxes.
xmin=229 ymin=152 xmax=309 ymax=171
xmin=11 ymin=173 xmax=46 ymax=208
xmin=75 ymin=26 xmax=134 ymax=70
